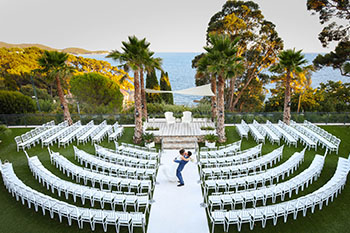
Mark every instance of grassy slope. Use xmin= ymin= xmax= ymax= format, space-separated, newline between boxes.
xmin=0 ymin=126 xmax=349 ymax=233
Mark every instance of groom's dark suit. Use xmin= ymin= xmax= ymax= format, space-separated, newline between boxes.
xmin=174 ymin=155 xmax=189 ymax=185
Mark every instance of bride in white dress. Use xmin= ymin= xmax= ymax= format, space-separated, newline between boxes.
xmin=163 ymin=153 xmax=180 ymax=182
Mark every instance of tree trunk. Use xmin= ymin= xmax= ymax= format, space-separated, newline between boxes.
xmin=284 ymin=73 xmax=291 ymax=125
xmin=210 ymin=75 xmax=217 ymax=121
xmin=228 ymin=77 xmax=237 ymax=112
xmin=297 ymin=92 xmax=302 ymax=113
xmin=133 ymin=70 xmax=143 ymax=144
xmin=231 ymin=74 xmax=254 ymax=111
xmin=140 ymin=68 xmax=148 ymax=119
xmin=56 ymin=75 xmax=72 ymax=125
xmin=217 ymin=75 xmax=226 ymax=143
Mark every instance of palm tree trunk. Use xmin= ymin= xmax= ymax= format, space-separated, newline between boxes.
xmin=133 ymin=70 xmax=143 ymax=144
xmin=211 ymin=75 xmax=217 ymax=121
xmin=217 ymin=75 xmax=226 ymax=143
xmin=284 ymin=73 xmax=292 ymax=125
xmin=140 ymin=68 xmax=148 ymax=119
xmin=56 ymin=75 xmax=72 ymax=125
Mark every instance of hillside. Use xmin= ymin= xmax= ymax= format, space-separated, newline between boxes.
xmin=0 ymin=41 xmax=108 ymax=55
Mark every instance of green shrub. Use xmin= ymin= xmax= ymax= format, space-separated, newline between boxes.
xmin=0 ymin=90 xmax=36 ymax=114
xmin=204 ymin=134 xmax=218 ymax=143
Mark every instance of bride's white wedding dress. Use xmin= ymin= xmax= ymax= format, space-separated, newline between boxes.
xmin=163 ymin=155 xmax=180 ymax=182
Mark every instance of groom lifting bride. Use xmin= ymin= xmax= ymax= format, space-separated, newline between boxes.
xmin=174 ymin=149 xmax=192 ymax=187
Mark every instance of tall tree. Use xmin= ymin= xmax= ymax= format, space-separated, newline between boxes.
xmin=159 ymin=72 xmax=174 ymax=105
xmin=203 ymin=34 xmax=243 ymax=142
xmin=313 ymin=41 xmax=350 ymax=77
xmin=107 ymin=36 xmax=151 ymax=144
xmin=270 ymin=49 xmax=308 ymax=125
xmin=307 ymin=0 xmax=350 ymax=47
xmin=37 ymin=51 xmax=74 ymax=124
xmin=70 ymin=73 xmax=124 ymax=112
xmin=145 ymin=68 xmax=162 ymax=103
xmin=307 ymin=0 xmax=350 ymax=77
xmin=203 ymin=0 xmax=283 ymax=111
xmin=143 ymin=55 xmax=162 ymax=118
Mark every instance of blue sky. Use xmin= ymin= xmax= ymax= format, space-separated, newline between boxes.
xmin=0 ymin=0 xmax=336 ymax=53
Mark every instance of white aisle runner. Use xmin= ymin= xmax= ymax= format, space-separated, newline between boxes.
xmin=147 ymin=150 xmax=210 ymax=233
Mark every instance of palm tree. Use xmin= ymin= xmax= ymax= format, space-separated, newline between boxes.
xmin=270 ymin=49 xmax=307 ymax=125
xmin=107 ymin=36 xmax=150 ymax=144
xmin=37 ymin=51 xmax=74 ymax=125
xmin=203 ymin=34 xmax=243 ymax=142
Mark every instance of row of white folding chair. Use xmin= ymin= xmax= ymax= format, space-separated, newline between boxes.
xmin=95 ymin=144 xmax=158 ymax=169
xmin=259 ymin=124 xmax=280 ymax=145
xmin=210 ymin=156 xmax=350 ymax=233
xmin=14 ymin=121 xmax=62 ymax=151
xmin=289 ymin=122 xmax=318 ymax=150
xmin=49 ymin=149 xmax=153 ymax=194
xmin=236 ymin=120 xmax=249 ymax=140
xmin=108 ymin=123 xmax=124 ymax=142
xmin=61 ymin=120 xmax=94 ymax=147
xmin=203 ymin=148 xmax=305 ymax=195
xmin=293 ymin=120 xmax=338 ymax=153
xmin=77 ymin=125 xmax=98 ymax=145
xmin=271 ymin=123 xmax=298 ymax=147
xmin=266 ymin=121 xmax=282 ymax=138
xmin=303 ymin=121 xmax=341 ymax=154
xmin=0 ymin=162 xmax=146 ymax=233
xmin=201 ymin=146 xmax=284 ymax=180
xmin=278 ymin=120 xmax=317 ymax=150
xmin=18 ymin=120 xmax=56 ymax=146
xmin=89 ymin=120 xmax=107 ymax=144
xmin=248 ymin=123 xmax=265 ymax=144
xmin=57 ymin=121 xmax=82 ymax=148
xmin=27 ymin=155 xmax=149 ymax=213
xmin=75 ymin=121 xmax=94 ymax=141
xmin=92 ymin=123 xmax=112 ymax=144
xmin=74 ymin=146 xmax=156 ymax=180
xmin=115 ymin=142 xmax=159 ymax=160
xmin=207 ymin=154 xmax=325 ymax=211
xmin=42 ymin=122 xmax=74 ymax=148
xmin=200 ymin=144 xmax=262 ymax=167
xmin=199 ymin=140 xmax=242 ymax=158
xmin=304 ymin=120 xmax=341 ymax=146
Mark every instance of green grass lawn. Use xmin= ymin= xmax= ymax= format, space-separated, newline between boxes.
xmin=0 ymin=126 xmax=349 ymax=233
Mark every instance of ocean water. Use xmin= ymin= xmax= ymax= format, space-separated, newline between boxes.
xmin=81 ymin=53 xmax=348 ymax=105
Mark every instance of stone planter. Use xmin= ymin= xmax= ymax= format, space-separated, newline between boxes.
xmin=205 ymin=141 xmax=216 ymax=148
xmin=145 ymin=141 xmax=155 ymax=149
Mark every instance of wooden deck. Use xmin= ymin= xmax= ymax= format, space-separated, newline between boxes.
xmin=144 ymin=118 xmax=216 ymax=137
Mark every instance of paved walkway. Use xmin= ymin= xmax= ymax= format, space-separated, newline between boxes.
xmin=147 ymin=150 xmax=209 ymax=233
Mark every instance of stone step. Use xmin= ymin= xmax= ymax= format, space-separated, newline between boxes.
xmin=162 ymin=142 xmax=197 ymax=150
xmin=162 ymin=137 xmax=197 ymax=143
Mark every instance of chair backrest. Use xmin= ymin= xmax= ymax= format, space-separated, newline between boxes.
xmin=182 ymin=111 xmax=192 ymax=123
xmin=164 ymin=112 xmax=175 ymax=123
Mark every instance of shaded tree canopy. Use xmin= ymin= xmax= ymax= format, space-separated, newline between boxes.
xmin=70 ymin=73 xmax=123 ymax=112
xmin=313 ymin=41 xmax=350 ymax=76
xmin=0 ymin=90 xmax=36 ymax=114
xmin=307 ymin=0 xmax=350 ymax=47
